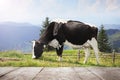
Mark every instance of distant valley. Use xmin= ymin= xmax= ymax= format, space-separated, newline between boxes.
xmin=106 ymin=29 xmax=120 ymax=52
xmin=0 ymin=22 xmax=40 ymax=52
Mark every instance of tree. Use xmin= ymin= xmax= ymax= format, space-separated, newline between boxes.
xmin=40 ymin=17 xmax=50 ymax=36
xmin=98 ymin=25 xmax=112 ymax=53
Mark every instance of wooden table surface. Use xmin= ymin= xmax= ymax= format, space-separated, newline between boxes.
xmin=0 ymin=67 xmax=120 ymax=80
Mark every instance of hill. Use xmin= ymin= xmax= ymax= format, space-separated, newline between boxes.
xmin=101 ymin=24 xmax=120 ymax=52
xmin=106 ymin=29 xmax=120 ymax=36
xmin=106 ymin=29 xmax=120 ymax=52
xmin=103 ymin=24 xmax=120 ymax=30
xmin=0 ymin=22 xmax=40 ymax=52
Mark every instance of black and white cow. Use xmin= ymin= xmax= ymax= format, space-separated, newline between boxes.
xmin=32 ymin=20 xmax=100 ymax=64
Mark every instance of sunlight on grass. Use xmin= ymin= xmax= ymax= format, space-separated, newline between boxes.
xmin=0 ymin=50 xmax=120 ymax=67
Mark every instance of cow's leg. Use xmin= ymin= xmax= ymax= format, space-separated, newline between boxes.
xmin=56 ymin=45 xmax=64 ymax=61
xmin=84 ymin=47 xmax=90 ymax=64
xmin=87 ymin=37 xmax=100 ymax=64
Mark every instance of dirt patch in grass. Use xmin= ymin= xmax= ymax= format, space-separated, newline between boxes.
xmin=0 ymin=57 xmax=22 ymax=62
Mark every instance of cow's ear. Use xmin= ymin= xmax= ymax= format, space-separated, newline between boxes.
xmin=53 ymin=22 xmax=62 ymax=36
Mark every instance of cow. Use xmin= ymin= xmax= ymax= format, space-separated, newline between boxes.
xmin=32 ymin=20 xmax=100 ymax=64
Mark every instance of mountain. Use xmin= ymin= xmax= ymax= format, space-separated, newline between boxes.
xmin=106 ymin=29 xmax=120 ymax=52
xmin=106 ymin=29 xmax=120 ymax=36
xmin=103 ymin=24 xmax=120 ymax=30
xmin=0 ymin=22 xmax=40 ymax=52
xmin=99 ymin=24 xmax=120 ymax=52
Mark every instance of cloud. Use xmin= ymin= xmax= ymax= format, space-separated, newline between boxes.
xmin=28 ymin=0 xmax=79 ymax=23
xmin=0 ymin=0 xmax=32 ymax=22
xmin=0 ymin=0 xmax=120 ymax=25
xmin=106 ymin=0 xmax=120 ymax=11
xmin=77 ymin=0 xmax=103 ymax=15
xmin=78 ymin=0 xmax=120 ymax=12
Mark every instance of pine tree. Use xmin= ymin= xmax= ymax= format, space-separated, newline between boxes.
xmin=98 ymin=25 xmax=112 ymax=53
xmin=40 ymin=17 xmax=50 ymax=36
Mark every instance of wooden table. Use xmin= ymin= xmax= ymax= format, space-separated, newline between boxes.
xmin=0 ymin=67 xmax=120 ymax=80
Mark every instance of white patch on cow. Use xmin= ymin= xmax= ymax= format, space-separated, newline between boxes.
xmin=52 ymin=19 xmax=68 ymax=23
xmin=64 ymin=38 xmax=99 ymax=64
xmin=48 ymin=39 xmax=61 ymax=49
xmin=64 ymin=40 xmax=90 ymax=49
xmin=31 ymin=41 xmax=36 ymax=58
xmin=58 ymin=56 xmax=62 ymax=61
xmin=84 ymin=47 xmax=90 ymax=64
xmin=43 ymin=45 xmax=46 ymax=48
xmin=87 ymin=37 xmax=100 ymax=64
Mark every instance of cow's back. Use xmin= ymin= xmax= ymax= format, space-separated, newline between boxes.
xmin=63 ymin=21 xmax=96 ymax=45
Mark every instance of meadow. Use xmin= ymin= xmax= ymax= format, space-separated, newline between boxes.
xmin=0 ymin=50 xmax=120 ymax=67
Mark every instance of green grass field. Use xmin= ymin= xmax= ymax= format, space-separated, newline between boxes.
xmin=0 ymin=50 xmax=120 ymax=67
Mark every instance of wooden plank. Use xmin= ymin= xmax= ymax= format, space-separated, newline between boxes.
xmin=34 ymin=67 xmax=82 ymax=80
xmin=0 ymin=67 xmax=120 ymax=80
xmin=0 ymin=67 xmax=43 ymax=80
xmin=73 ymin=67 xmax=102 ymax=80
xmin=0 ymin=67 xmax=19 ymax=77
xmin=87 ymin=67 xmax=120 ymax=80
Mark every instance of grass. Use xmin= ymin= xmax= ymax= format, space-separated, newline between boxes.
xmin=0 ymin=50 xmax=120 ymax=67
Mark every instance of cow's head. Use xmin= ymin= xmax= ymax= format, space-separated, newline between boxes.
xmin=32 ymin=40 xmax=44 ymax=59
xmin=31 ymin=21 xmax=64 ymax=59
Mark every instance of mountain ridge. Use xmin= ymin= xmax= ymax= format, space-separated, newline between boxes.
xmin=0 ymin=22 xmax=40 ymax=52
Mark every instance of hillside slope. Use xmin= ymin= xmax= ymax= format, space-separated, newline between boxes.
xmin=106 ymin=29 xmax=120 ymax=52
xmin=0 ymin=22 xmax=40 ymax=52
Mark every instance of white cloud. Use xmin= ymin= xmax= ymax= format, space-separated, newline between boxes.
xmin=0 ymin=0 xmax=120 ymax=25
xmin=106 ymin=0 xmax=120 ymax=11
xmin=0 ymin=0 xmax=32 ymax=22
xmin=0 ymin=0 xmax=62 ymax=24
xmin=90 ymin=0 xmax=102 ymax=12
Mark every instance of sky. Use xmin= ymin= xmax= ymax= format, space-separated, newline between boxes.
xmin=0 ymin=0 xmax=120 ymax=26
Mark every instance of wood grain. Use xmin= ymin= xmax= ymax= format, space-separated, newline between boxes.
xmin=0 ymin=67 xmax=120 ymax=80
